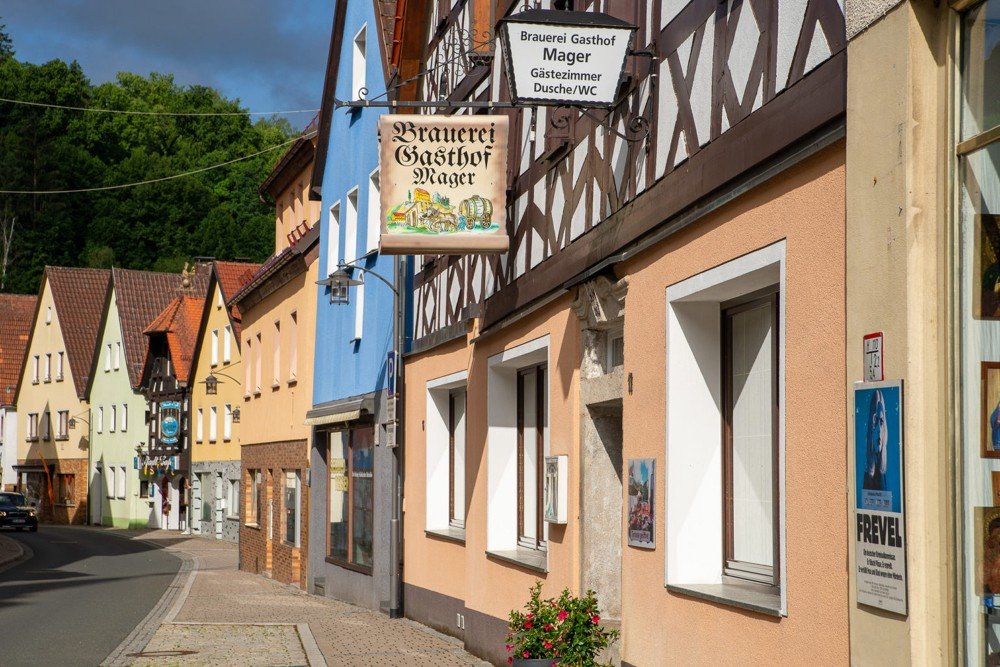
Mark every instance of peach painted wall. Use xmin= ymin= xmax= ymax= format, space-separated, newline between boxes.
xmin=617 ymin=142 xmax=847 ymax=665
xmin=403 ymin=293 xmax=581 ymax=622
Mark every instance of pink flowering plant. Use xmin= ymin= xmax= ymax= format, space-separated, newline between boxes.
xmin=505 ymin=582 xmax=619 ymax=666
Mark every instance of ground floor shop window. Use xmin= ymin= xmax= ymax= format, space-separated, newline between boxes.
xmin=425 ymin=371 xmax=468 ymax=536
xmin=227 ymin=479 xmax=239 ymax=518
xmin=200 ymin=473 xmax=213 ymax=522
xmin=517 ymin=365 xmax=547 ymax=551
xmin=665 ymin=242 xmax=786 ymax=614
xmin=55 ymin=473 xmax=75 ymax=505
xmin=248 ymin=469 xmax=262 ymax=525
xmin=328 ymin=426 xmax=374 ymax=570
xmin=284 ymin=470 xmax=300 ymax=546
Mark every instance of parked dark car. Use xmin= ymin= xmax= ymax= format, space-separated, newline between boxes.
xmin=0 ymin=492 xmax=38 ymax=531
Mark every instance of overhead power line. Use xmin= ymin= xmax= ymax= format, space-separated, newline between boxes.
xmin=0 ymin=131 xmax=317 ymax=195
xmin=0 ymin=96 xmax=319 ymax=117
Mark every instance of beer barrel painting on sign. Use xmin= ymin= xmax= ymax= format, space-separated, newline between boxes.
xmin=378 ymin=114 xmax=509 ymax=255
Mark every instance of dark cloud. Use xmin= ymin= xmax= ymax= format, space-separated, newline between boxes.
xmin=2 ymin=0 xmax=333 ymax=127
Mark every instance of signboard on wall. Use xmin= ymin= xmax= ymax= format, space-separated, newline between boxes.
xmin=159 ymin=401 xmax=181 ymax=446
xmin=853 ymin=380 xmax=907 ymax=615
xmin=378 ymin=114 xmax=509 ymax=255
xmin=863 ymin=332 xmax=884 ymax=383
xmin=627 ymin=458 xmax=655 ymax=549
xmin=498 ymin=10 xmax=636 ymax=107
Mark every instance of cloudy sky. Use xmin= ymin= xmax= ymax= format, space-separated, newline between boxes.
xmin=2 ymin=0 xmax=333 ymax=129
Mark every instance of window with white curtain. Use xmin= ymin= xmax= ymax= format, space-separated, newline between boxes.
xmin=345 ymin=188 xmax=359 ymax=264
xmin=209 ymin=406 xmax=218 ymax=442
xmin=114 ymin=342 xmax=121 ymax=370
xmin=122 ymin=404 xmax=128 ymax=432
xmin=196 ymin=408 xmax=204 ymax=443
xmin=327 ymin=202 xmax=341 ymax=271
xmin=289 ymin=312 xmax=298 ymax=381
xmin=224 ymin=404 xmax=232 ymax=441
xmin=223 ymin=325 xmax=232 ymax=363
xmin=211 ymin=329 xmax=219 ymax=367
xmin=353 ymin=24 xmax=367 ymax=100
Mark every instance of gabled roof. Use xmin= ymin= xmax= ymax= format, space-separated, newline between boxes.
xmin=46 ymin=267 xmax=112 ymax=398
xmin=0 ymin=294 xmax=37 ymax=407
xmin=230 ymin=223 xmax=319 ymax=311
xmin=213 ymin=261 xmax=261 ymax=341
xmin=106 ymin=268 xmax=209 ymax=391
xmin=143 ymin=295 xmax=207 ymax=386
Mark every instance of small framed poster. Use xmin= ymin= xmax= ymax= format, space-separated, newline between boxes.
xmin=543 ymin=456 xmax=567 ymax=524
xmin=984 ymin=363 xmax=1000 ymax=459
xmin=627 ymin=458 xmax=655 ymax=549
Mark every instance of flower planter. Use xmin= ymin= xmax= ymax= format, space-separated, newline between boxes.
xmin=512 ymin=659 xmax=555 ymax=667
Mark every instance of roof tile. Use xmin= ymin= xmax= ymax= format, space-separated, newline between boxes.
xmin=47 ymin=267 xmax=112 ymax=398
xmin=0 ymin=294 xmax=37 ymax=406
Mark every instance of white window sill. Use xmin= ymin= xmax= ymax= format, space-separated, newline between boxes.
xmin=486 ymin=548 xmax=547 ymax=573
xmin=287 ymin=377 xmax=298 ymax=386
xmin=271 ymin=382 xmax=280 ymax=390
xmin=666 ymin=582 xmax=782 ymax=617
xmin=425 ymin=527 xmax=466 ymax=544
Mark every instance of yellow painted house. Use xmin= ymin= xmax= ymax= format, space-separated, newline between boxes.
xmin=188 ymin=261 xmax=259 ymax=541
xmin=14 ymin=267 xmax=110 ymax=524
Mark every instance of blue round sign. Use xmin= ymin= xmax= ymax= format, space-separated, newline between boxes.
xmin=161 ymin=415 xmax=179 ymax=438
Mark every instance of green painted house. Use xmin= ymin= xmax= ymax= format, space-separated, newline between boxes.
xmin=85 ymin=268 xmax=207 ymax=528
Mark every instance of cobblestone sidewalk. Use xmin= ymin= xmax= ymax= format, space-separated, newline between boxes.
xmin=97 ymin=528 xmax=490 ymax=667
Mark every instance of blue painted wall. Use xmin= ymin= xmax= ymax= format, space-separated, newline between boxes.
xmin=313 ymin=0 xmax=401 ymax=406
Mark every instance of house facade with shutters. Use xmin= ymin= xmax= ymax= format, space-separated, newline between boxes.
xmin=188 ymin=261 xmax=259 ymax=543
xmin=0 ymin=294 xmax=36 ymax=492
xmin=85 ymin=268 xmax=203 ymax=530
xmin=232 ymin=129 xmax=320 ymax=588
xmin=305 ymin=0 xmax=408 ymax=614
xmin=13 ymin=267 xmax=110 ymax=525
xmin=393 ymin=1 xmax=848 ymax=665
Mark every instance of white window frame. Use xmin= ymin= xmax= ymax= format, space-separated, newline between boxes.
xmin=327 ymin=202 xmax=341 ymax=272
xmin=209 ymin=406 xmax=218 ymax=443
xmin=56 ymin=351 xmax=64 ymax=381
xmin=106 ymin=465 xmax=116 ymax=499
xmin=45 ymin=305 xmax=51 ymax=325
xmin=353 ymin=282 xmax=365 ymax=342
xmin=426 ymin=370 xmax=468 ymax=535
xmin=486 ymin=336 xmax=550 ymax=560
xmin=105 ymin=344 xmax=111 ymax=372
xmin=366 ymin=168 xmax=380 ymax=254
xmin=114 ymin=342 xmax=121 ymax=370
xmin=227 ymin=479 xmax=240 ymax=518
xmin=345 ymin=188 xmax=359 ymax=265
xmin=224 ymin=404 xmax=232 ymax=442
xmin=244 ymin=338 xmax=252 ymax=398
xmin=32 ymin=355 xmax=39 ymax=384
xmin=121 ymin=404 xmax=128 ymax=432
xmin=57 ymin=410 xmax=68 ymax=439
xmin=272 ymin=320 xmax=281 ymax=387
xmin=44 ymin=353 xmax=51 ymax=382
xmin=116 ymin=465 xmax=126 ymax=499
xmin=288 ymin=312 xmax=298 ymax=382
xmin=223 ymin=325 xmax=232 ymax=363
xmin=196 ymin=408 xmax=204 ymax=443
xmin=97 ymin=406 xmax=104 ymax=434
xmin=110 ymin=404 xmax=117 ymax=433
xmin=211 ymin=329 xmax=219 ymax=367
xmin=254 ymin=333 xmax=262 ymax=394
xmin=664 ymin=241 xmax=787 ymax=615
xmin=284 ymin=470 xmax=301 ymax=547
xmin=352 ymin=24 xmax=367 ymax=100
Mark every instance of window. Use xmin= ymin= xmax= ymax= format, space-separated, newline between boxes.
xmin=327 ymin=202 xmax=342 ymax=270
xmin=254 ymin=333 xmax=262 ymax=394
xmin=353 ymin=24 xmax=367 ymax=100
xmin=328 ymin=426 xmax=374 ymax=569
xmin=273 ymin=320 xmax=281 ymax=386
xmin=57 ymin=410 xmax=68 ymax=440
xmin=353 ymin=283 xmax=365 ymax=341
xmin=110 ymin=404 xmax=117 ymax=433
xmin=288 ymin=312 xmax=298 ymax=382
xmin=196 ymin=408 xmax=204 ymax=443
xmin=223 ymin=404 xmax=232 ymax=441
xmin=227 ymin=479 xmax=239 ymax=518
xmin=366 ymin=168 xmax=380 ymax=254
xmin=209 ymin=406 xmax=218 ymax=443
xmin=450 ymin=389 xmax=467 ymax=529
xmin=31 ymin=355 xmax=38 ymax=384
xmin=608 ymin=329 xmax=625 ymax=369
xmin=345 ymin=189 xmax=359 ymax=264
xmin=211 ymin=329 xmax=219 ymax=367
xmin=40 ymin=410 xmax=50 ymax=441
xmin=244 ymin=338 xmax=252 ymax=397
xmin=140 ymin=480 xmax=151 ymax=499
xmin=424 ymin=372 xmax=469 ymax=536
xmin=284 ymin=470 xmax=300 ymax=546
xmin=55 ymin=474 xmax=74 ymax=505
xmin=97 ymin=407 xmax=104 ymax=434
xmin=122 ymin=404 xmax=128 ymax=432
xmin=200 ymin=473 xmax=213 ymax=522
xmin=117 ymin=465 xmax=126 ymax=499
xmin=106 ymin=465 xmax=116 ymax=499
xmin=44 ymin=353 xmax=51 ymax=382
xmin=665 ymin=242 xmax=785 ymax=614
xmin=249 ymin=469 xmax=263 ymax=525
xmin=56 ymin=352 xmax=64 ymax=381
xmin=114 ymin=342 xmax=121 ymax=370
xmin=45 ymin=305 xmax=51 ymax=324
xmin=223 ymin=325 xmax=232 ymax=363
xmin=722 ymin=293 xmax=779 ymax=585
xmin=486 ymin=336 xmax=550 ymax=567
xmin=517 ymin=365 xmax=547 ymax=550
xmin=216 ymin=288 xmax=224 ymax=310
xmin=105 ymin=344 xmax=111 ymax=372
xmin=27 ymin=413 xmax=38 ymax=440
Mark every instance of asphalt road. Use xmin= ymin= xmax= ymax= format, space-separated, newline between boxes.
xmin=0 ymin=526 xmax=180 ymax=667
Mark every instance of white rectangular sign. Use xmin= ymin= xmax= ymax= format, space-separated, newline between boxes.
xmin=863 ymin=332 xmax=884 ymax=383
xmin=503 ymin=21 xmax=634 ymax=106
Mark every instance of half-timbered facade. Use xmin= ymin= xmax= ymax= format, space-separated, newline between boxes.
xmin=394 ymin=1 xmax=849 ymax=664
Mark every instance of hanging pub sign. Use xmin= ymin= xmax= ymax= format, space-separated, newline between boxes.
xmin=379 ymin=114 xmax=509 ymax=255
xmin=159 ymin=400 xmax=181 ymax=446
xmin=498 ymin=9 xmax=636 ymax=107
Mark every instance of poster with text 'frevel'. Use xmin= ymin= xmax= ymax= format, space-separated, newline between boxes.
xmin=854 ymin=380 xmax=907 ymax=615
xmin=378 ymin=114 xmax=509 ymax=255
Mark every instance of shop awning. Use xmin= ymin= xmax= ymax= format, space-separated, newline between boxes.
xmin=304 ymin=394 xmax=375 ymax=426
xmin=304 ymin=409 xmax=362 ymax=426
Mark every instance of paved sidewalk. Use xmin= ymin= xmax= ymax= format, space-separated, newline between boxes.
xmin=0 ymin=533 xmax=25 ymax=570
xmin=95 ymin=528 xmax=490 ymax=667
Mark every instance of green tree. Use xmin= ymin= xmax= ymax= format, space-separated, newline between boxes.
xmin=0 ymin=19 xmax=13 ymax=60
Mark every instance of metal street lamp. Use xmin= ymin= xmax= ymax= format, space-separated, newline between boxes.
xmin=317 ymin=262 xmax=398 ymax=304
xmin=200 ymin=371 xmax=241 ymax=396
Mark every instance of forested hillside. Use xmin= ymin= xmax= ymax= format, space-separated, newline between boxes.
xmin=0 ymin=23 xmax=294 ymax=294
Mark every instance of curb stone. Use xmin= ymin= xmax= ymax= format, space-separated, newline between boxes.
xmin=0 ymin=533 xmax=30 ymax=574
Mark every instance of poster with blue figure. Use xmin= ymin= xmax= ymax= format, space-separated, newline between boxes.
xmin=854 ymin=383 xmax=903 ymax=513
